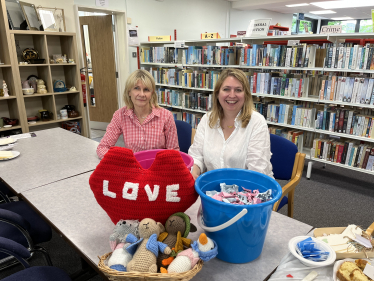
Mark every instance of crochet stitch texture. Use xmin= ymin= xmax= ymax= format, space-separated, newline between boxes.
xmin=89 ymin=147 xmax=197 ymax=224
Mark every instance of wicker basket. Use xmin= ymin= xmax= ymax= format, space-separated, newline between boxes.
xmin=98 ymin=252 xmax=204 ymax=281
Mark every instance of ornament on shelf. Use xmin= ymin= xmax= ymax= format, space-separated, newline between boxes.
xmin=3 ymin=80 xmax=9 ymax=97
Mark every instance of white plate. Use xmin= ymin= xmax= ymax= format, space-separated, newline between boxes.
xmin=0 ymin=151 xmax=20 ymax=161
xmin=3 ymin=125 xmax=12 ymax=128
xmin=289 ymin=236 xmax=337 ymax=267
xmin=333 ymin=258 xmax=371 ymax=281
xmin=0 ymin=138 xmax=17 ymax=146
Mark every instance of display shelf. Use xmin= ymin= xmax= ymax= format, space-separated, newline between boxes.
xmin=46 ymin=35 xmax=76 ymax=65
xmin=318 ymin=100 xmax=374 ymax=109
xmin=23 ymin=93 xmax=54 ymax=98
xmin=28 ymin=117 xmax=83 ymax=127
xmin=159 ymin=103 xmax=207 ymax=114
xmin=310 ymin=156 xmax=374 ymax=175
xmin=18 ymin=64 xmax=48 ymax=67
xmin=314 ymin=129 xmax=374 ymax=143
xmin=155 ymin=83 xmax=214 ymax=92
xmin=53 ymin=90 xmax=79 ymax=95
xmin=0 ymin=64 xmax=10 ymax=67
xmin=10 ymin=30 xmax=76 ymax=36
xmin=0 ymin=125 xmax=22 ymax=132
xmin=267 ymin=121 xmax=316 ymax=132
xmin=253 ymin=93 xmax=319 ymax=103
xmin=0 ymin=96 xmax=16 ymax=100
xmin=50 ymin=63 xmax=77 ymax=66
xmin=141 ymin=32 xmax=374 ymax=178
xmin=13 ymin=33 xmax=48 ymax=65
xmin=50 ymin=65 xmax=80 ymax=93
xmin=140 ymin=62 xmax=182 ymax=67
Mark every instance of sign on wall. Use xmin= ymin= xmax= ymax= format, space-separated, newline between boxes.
xmin=245 ymin=18 xmax=272 ymax=37
xmin=148 ymin=35 xmax=172 ymax=42
xmin=96 ymin=0 xmax=109 ymax=7
xmin=320 ymin=25 xmax=342 ymax=34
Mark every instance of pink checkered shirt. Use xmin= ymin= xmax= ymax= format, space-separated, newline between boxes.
xmin=96 ymin=106 xmax=179 ymax=159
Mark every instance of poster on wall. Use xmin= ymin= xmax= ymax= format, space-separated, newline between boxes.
xmin=96 ymin=0 xmax=109 ymax=7
xmin=245 ymin=18 xmax=272 ymax=37
xmin=128 ymin=26 xmax=139 ymax=46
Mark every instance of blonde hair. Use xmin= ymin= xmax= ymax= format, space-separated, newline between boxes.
xmin=123 ymin=69 xmax=159 ymax=109
xmin=209 ymin=68 xmax=254 ymax=128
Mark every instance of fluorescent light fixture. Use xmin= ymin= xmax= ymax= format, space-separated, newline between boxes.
xmin=331 ymin=17 xmax=353 ymax=20
xmin=285 ymin=3 xmax=309 ymax=7
xmin=309 ymin=10 xmax=336 ymax=14
xmin=311 ymin=0 xmax=374 ymax=9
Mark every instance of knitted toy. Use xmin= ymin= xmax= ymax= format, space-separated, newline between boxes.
xmin=157 ymin=212 xmax=194 ymax=269
xmin=109 ymin=220 xmax=139 ymax=251
xmin=108 ymin=234 xmax=138 ymax=271
xmin=127 ymin=218 xmax=171 ymax=273
xmin=89 ymin=147 xmax=198 ymax=224
xmin=161 ymin=233 xmax=218 ymax=274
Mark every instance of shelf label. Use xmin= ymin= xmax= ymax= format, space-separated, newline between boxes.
xmin=201 ymin=32 xmax=221 ymax=39
xmin=148 ymin=35 xmax=172 ymax=42
xmin=246 ymin=18 xmax=272 ymax=37
xmin=288 ymin=40 xmax=300 ymax=46
xmin=174 ymin=40 xmax=185 ymax=48
xmin=320 ymin=25 xmax=342 ymax=34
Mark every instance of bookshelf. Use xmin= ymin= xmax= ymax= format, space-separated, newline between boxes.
xmin=140 ymin=33 xmax=374 ymax=178
xmin=0 ymin=0 xmax=87 ymax=137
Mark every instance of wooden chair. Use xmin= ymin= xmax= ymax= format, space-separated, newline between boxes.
xmin=270 ymin=134 xmax=306 ymax=218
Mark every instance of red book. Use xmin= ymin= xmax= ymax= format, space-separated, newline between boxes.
xmin=298 ymin=78 xmax=303 ymax=97
xmin=338 ymin=110 xmax=345 ymax=133
xmin=337 ymin=144 xmax=344 ymax=163
xmin=253 ymin=72 xmax=257 ymax=93
xmin=244 ymin=46 xmax=248 ymax=65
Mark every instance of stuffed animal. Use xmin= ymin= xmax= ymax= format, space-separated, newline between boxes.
xmin=127 ymin=218 xmax=171 ymax=273
xmin=107 ymin=234 xmax=138 ymax=271
xmin=161 ymin=233 xmax=218 ymax=274
xmin=107 ymin=220 xmax=139 ymax=271
xmin=157 ymin=212 xmax=193 ymax=269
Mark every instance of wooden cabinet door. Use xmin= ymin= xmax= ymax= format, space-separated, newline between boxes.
xmin=80 ymin=15 xmax=118 ymax=123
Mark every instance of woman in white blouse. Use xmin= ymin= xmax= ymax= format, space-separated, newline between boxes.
xmin=188 ymin=68 xmax=273 ymax=180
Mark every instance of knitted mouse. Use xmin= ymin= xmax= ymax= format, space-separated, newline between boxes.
xmin=161 ymin=233 xmax=218 ymax=274
xmin=109 ymin=220 xmax=139 ymax=251
xmin=157 ymin=212 xmax=192 ymax=269
xmin=107 ymin=220 xmax=139 ymax=271
xmin=127 ymin=218 xmax=171 ymax=273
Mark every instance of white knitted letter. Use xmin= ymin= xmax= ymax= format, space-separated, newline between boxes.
xmin=145 ymin=184 xmax=159 ymax=201
xmin=103 ymin=180 xmax=116 ymax=198
xmin=123 ymin=182 xmax=139 ymax=201
xmin=166 ymin=184 xmax=180 ymax=202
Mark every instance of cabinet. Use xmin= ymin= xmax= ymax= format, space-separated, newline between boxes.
xmin=140 ymin=34 xmax=374 ymax=177
xmin=0 ymin=0 xmax=87 ymax=137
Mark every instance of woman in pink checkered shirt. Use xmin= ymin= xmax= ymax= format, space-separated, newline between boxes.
xmin=96 ymin=70 xmax=179 ymax=159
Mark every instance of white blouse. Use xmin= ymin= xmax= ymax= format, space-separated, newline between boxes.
xmin=188 ymin=111 xmax=274 ymax=178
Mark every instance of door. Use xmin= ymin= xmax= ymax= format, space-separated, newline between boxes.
xmin=79 ymin=15 xmax=118 ymax=124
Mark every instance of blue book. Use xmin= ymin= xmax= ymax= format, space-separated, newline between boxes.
xmin=331 ymin=112 xmax=336 ymax=131
xmin=247 ymin=48 xmax=251 ymax=66
xmin=270 ymin=77 xmax=275 ymax=95
xmin=348 ymin=47 xmax=354 ymax=69
xmin=316 ymin=111 xmax=321 ymax=129
xmin=276 ymin=78 xmax=282 ymax=95
xmin=348 ymin=146 xmax=356 ymax=166
xmin=273 ymin=78 xmax=278 ymax=95
xmin=275 ymin=106 xmax=280 ymax=123
xmin=257 ymin=73 xmax=261 ymax=93
xmin=265 ymin=73 xmax=270 ymax=94
xmin=207 ymin=46 xmax=212 ymax=65
xmin=252 ymin=44 xmax=258 ymax=66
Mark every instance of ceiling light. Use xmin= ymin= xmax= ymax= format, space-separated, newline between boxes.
xmin=311 ymin=0 xmax=374 ymax=9
xmin=309 ymin=10 xmax=336 ymax=14
xmin=285 ymin=3 xmax=309 ymax=7
xmin=331 ymin=17 xmax=353 ymax=20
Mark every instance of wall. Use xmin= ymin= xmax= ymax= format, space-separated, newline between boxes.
xmin=229 ymin=9 xmax=293 ymax=35
xmin=30 ymin=0 xmax=76 ymax=32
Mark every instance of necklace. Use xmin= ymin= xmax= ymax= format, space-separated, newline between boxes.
xmin=227 ymin=125 xmax=234 ymax=129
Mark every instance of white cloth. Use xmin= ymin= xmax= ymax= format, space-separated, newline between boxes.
xmin=188 ymin=111 xmax=274 ymax=178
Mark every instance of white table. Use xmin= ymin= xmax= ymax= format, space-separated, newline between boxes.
xmin=21 ymin=171 xmax=313 ymax=281
xmin=0 ymin=128 xmax=99 ymax=194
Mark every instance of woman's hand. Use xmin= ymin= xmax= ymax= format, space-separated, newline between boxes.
xmin=191 ymin=164 xmax=201 ymax=181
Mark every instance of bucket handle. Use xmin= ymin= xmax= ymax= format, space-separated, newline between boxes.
xmin=197 ymin=204 xmax=248 ymax=232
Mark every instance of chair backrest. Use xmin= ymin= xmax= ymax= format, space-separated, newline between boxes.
xmin=270 ymin=134 xmax=298 ymax=180
xmin=175 ymin=120 xmax=192 ymax=153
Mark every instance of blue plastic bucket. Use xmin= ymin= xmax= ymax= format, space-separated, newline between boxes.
xmin=195 ymin=168 xmax=282 ymax=263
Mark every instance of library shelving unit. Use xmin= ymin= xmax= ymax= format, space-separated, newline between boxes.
xmin=140 ymin=33 xmax=374 ymax=178
xmin=0 ymin=0 xmax=87 ymax=137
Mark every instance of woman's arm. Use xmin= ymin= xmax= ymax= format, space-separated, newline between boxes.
xmin=188 ymin=114 xmax=207 ymax=179
xmin=96 ymin=110 xmax=123 ymax=159
xmin=245 ymin=122 xmax=274 ymax=178
xmin=164 ymin=113 xmax=179 ymax=150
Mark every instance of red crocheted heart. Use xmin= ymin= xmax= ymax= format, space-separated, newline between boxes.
xmin=89 ymin=147 xmax=198 ymax=224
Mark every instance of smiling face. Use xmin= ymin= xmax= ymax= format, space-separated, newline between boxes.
xmin=129 ymin=80 xmax=152 ymax=110
xmin=217 ymin=76 xmax=245 ymax=116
